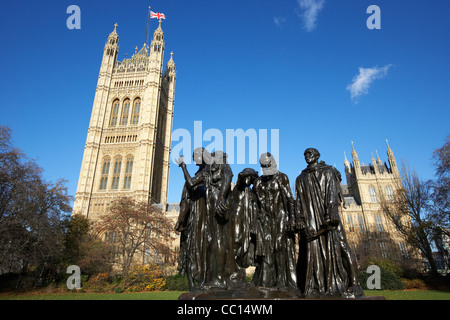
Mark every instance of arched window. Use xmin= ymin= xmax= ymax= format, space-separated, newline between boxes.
xmin=111 ymin=157 xmax=122 ymax=190
xmin=346 ymin=214 xmax=354 ymax=232
xmin=120 ymin=99 xmax=130 ymax=125
xmin=123 ymin=156 xmax=133 ymax=189
xmin=386 ymin=186 xmax=395 ymax=201
xmin=110 ymin=100 xmax=120 ymax=126
xmin=99 ymin=157 xmax=111 ymax=190
xmin=374 ymin=214 xmax=385 ymax=232
xmin=369 ymin=186 xmax=377 ymax=203
xmin=132 ymin=98 xmax=141 ymax=125
xmin=357 ymin=214 xmax=365 ymax=232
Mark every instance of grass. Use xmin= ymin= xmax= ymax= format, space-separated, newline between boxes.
xmin=1 ymin=290 xmax=450 ymax=300
xmin=365 ymin=290 xmax=450 ymax=300
xmin=0 ymin=290 xmax=187 ymax=300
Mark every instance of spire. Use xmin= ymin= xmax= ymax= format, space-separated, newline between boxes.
xmin=154 ymin=19 xmax=164 ymax=36
xmin=376 ymin=150 xmax=383 ymax=165
xmin=351 ymin=141 xmax=360 ymax=171
xmin=372 ymin=152 xmax=377 ymax=168
xmin=165 ymin=52 xmax=176 ymax=84
xmin=103 ymin=23 xmax=119 ymax=62
xmin=351 ymin=141 xmax=359 ymax=160
xmin=149 ymin=18 xmax=164 ymax=60
xmin=106 ymin=23 xmax=119 ymax=48
xmin=344 ymin=151 xmax=350 ymax=168
xmin=112 ymin=23 xmax=118 ymax=35
xmin=109 ymin=23 xmax=119 ymax=40
xmin=386 ymin=139 xmax=394 ymax=158
xmin=386 ymin=139 xmax=398 ymax=174
xmin=167 ymin=52 xmax=175 ymax=66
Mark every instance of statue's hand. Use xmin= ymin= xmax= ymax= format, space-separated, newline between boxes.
xmin=175 ymin=155 xmax=185 ymax=167
xmin=215 ymin=197 xmax=227 ymax=214
xmin=175 ymin=220 xmax=186 ymax=232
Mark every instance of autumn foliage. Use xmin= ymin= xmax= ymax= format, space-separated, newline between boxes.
xmin=94 ymin=197 xmax=176 ymax=285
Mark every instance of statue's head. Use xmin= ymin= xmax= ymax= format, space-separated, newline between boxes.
xmin=238 ymin=168 xmax=258 ymax=187
xmin=259 ymin=152 xmax=278 ymax=176
xmin=193 ymin=147 xmax=212 ymax=166
xmin=304 ymin=148 xmax=320 ymax=165
xmin=211 ymin=150 xmax=227 ymax=165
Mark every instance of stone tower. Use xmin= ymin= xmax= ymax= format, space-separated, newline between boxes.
xmin=73 ymin=19 xmax=176 ymax=219
xmin=341 ymin=141 xmax=420 ymax=268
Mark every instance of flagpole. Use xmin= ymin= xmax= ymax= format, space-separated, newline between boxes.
xmin=145 ymin=6 xmax=151 ymax=47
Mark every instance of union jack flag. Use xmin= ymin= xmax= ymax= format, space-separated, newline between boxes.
xmin=150 ymin=11 xmax=166 ymax=20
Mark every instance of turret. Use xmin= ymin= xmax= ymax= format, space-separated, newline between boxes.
xmin=101 ymin=24 xmax=119 ymax=72
xmin=376 ymin=150 xmax=383 ymax=165
xmin=386 ymin=139 xmax=399 ymax=175
xmin=149 ymin=20 xmax=165 ymax=68
xmin=351 ymin=141 xmax=361 ymax=172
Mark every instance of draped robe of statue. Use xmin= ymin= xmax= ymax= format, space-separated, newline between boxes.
xmin=202 ymin=152 xmax=234 ymax=289
xmin=252 ymin=171 xmax=297 ymax=289
xmin=295 ymin=161 xmax=364 ymax=298
xmin=177 ymin=150 xmax=238 ymax=291
xmin=228 ymin=169 xmax=260 ymax=288
xmin=177 ymin=164 xmax=209 ymax=291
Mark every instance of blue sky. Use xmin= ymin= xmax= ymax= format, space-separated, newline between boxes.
xmin=0 ymin=0 xmax=449 ymax=204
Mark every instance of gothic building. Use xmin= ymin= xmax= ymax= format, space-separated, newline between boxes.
xmin=340 ymin=141 xmax=421 ymax=268
xmin=73 ymin=20 xmax=176 ymax=219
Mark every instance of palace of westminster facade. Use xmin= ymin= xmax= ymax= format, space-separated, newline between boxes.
xmin=73 ymin=19 xmax=420 ymax=270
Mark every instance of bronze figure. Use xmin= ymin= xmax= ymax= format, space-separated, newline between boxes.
xmin=295 ymin=148 xmax=364 ymax=298
xmin=251 ymin=153 xmax=297 ymax=290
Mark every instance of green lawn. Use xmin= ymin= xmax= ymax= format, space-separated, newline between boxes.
xmin=0 ymin=291 xmax=186 ymax=300
xmin=364 ymin=290 xmax=450 ymax=300
xmin=1 ymin=290 xmax=450 ymax=300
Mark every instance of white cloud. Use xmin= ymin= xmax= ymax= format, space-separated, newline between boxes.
xmin=346 ymin=64 xmax=393 ymax=102
xmin=273 ymin=16 xmax=286 ymax=28
xmin=296 ymin=0 xmax=325 ymax=32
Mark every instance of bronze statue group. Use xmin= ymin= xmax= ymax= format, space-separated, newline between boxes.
xmin=175 ymin=148 xmax=365 ymax=299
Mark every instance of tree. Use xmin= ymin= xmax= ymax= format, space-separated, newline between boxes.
xmin=63 ymin=214 xmax=112 ymax=277
xmin=430 ymin=135 xmax=450 ymax=236
xmin=429 ymin=135 xmax=450 ymax=269
xmin=379 ymin=161 xmax=439 ymax=275
xmin=94 ymin=197 xmax=176 ymax=284
xmin=0 ymin=126 xmax=72 ymax=287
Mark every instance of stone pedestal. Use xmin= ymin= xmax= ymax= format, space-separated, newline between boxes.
xmin=178 ymin=287 xmax=385 ymax=300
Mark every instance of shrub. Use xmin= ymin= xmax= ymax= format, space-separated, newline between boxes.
xmin=82 ymin=272 xmax=111 ymax=292
xmin=366 ymin=257 xmax=403 ymax=278
xmin=359 ymin=266 xmax=405 ymax=290
xmin=402 ymin=278 xmax=428 ymax=290
xmin=165 ymin=273 xmax=189 ymax=291
xmin=126 ymin=264 xmax=166 ymax=292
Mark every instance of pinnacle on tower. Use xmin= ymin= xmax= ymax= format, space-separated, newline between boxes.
xmin=109 ymin=23 xmax=119 ymax=40
xmin=376 ymin=150 xmax=383 ymax=165
xmin=153 ymin=19 xmax=164 ymax=39
xmin=386 ymin=139 xmax=394 ymax=158
xmin=351 ymin=141 xmax=359 ymax=160
xmin=167 ymin=52 xmax=175 ymax=69
xmin=344 ymin=151 xmax=350 ymax=168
